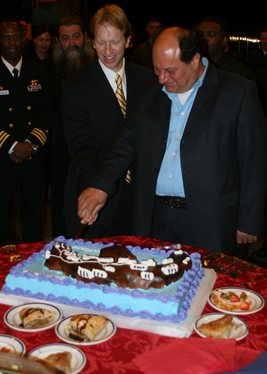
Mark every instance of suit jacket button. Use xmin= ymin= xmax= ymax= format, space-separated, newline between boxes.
xmin=9 ymin=123 xmax=14 ymax=128
xmin=8 ymin=107 xmax=13 ymax=112
xmin=27 ymin=106 xmax=32 ymax=110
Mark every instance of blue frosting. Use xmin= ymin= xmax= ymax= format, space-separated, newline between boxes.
xmin=2 ymin=237 xmax=204 ymax=323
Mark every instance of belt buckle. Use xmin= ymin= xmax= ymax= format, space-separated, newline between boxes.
xmin=171 ymin=198 xmax=186 ymax=209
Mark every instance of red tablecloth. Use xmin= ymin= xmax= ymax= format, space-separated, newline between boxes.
xmin=0 ymin=236 xmax=267 ymax=373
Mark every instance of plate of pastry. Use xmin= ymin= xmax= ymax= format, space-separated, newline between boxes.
xmin=0 ymin=334 xmax=26 ymax=355
xmin=56 ymin=313 xmax=116 ymax=345
xmin=194 ymin=313 xmax=249 ymax=341
xmin=208 ymin=287 xmax=265 ymax=315
xmin=4 ymin=302 xmax=63 ymax=332
xmin=28 ymin=343 xmax=86 ymax=374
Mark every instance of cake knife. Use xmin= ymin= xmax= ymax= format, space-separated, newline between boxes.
xmin=75 ymin=224 xmax=88 ymax=239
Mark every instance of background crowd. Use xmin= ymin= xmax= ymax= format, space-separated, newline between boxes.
xmin=0 ymin=5 xmax=267 ymax=267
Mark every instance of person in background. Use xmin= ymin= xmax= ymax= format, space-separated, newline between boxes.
xmin=52 ymin=15 xmax=94 ymax=78
xmin=247 ymin=27 xmax=267 ymax=72
xmin=246 ymin=27 xmax=267 ymax=261
xmin=195 ymin=16 xmax=255 ymax=80
xmin=25 ymin=25 xmax=54 ymax=204
xmin=61 ymin=4 xmax=156 ymax=238
xmin=19 ymin=19 xmax=32 ymax=56
xmin=26 ymin=25 xmax=52 ymax=63
xmin=49 ymin=15 xmax=95 ymax=238
xmin=131 ymin=16 xmax=162 ymax=67
xmin=0 ymin=20 xmax=54 ymax=245
xmin=77 ymin=26 xmax=267 ymax=255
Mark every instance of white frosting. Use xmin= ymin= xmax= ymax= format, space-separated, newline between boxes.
xmin=130 ymin=264 xmax=148 ymax=271
xmin=161 ymin=264 xmax=179 ymax=275
xmin=141 ymin=271 xmax=154 ymax=280
xmin=103 ymin=266 xmax=115 ymax=272
xmin=78 ymin=266 xmax=108 ymax=279
xmin=183 ymin=257 xmax=190 ymax=265
xmin=141 ymin=259 xmax=156 ymax=267
xmin=118 ymin=257 xmax=137 ymax=265
xmin=162 ymin=258 xmax=174 ymax=265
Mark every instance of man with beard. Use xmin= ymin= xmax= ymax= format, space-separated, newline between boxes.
xmin=50 ymin=15 xmax=94 ymax=238
xmin=52 ymin=15 xmax=94 ymax=78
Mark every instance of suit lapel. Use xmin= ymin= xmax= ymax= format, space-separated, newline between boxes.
xmin=183 ymin=65 xmax=218 ymax=138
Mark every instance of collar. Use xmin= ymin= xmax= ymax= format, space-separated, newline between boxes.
xmin=1 ymin=56 xmax=23 ymax=76
xmin=98 ymin=57 xmax=126 ymax=84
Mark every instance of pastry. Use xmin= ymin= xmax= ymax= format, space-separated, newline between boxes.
xmin=67 ymin=314 xmax=108 ymax=341
xmin=211 ymin=290 xmax=251 ymax=311
xmin=19 ymin=307 xmax=56 ymax=329
xmin=42 ymin=351 xmax=72 ymax=374
xmin=33 ymin=351 xmax=71 ymax=374
xmin=197 ymin=314 xmax=234 ymax=338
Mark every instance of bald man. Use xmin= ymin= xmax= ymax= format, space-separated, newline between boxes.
xmin=76 ymin=27 xmax=267 ymax=255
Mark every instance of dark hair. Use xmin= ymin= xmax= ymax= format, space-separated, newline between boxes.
xmin=198 ymin=16 xmax=230 ymax=37
xmin=32 ymin=25 xmax=52 ymax=39
xmin=147 ymin=17 xmax=162 ymax=24
xmin=179 ymin=28 xmax=203 ymax=63
xmin=59 ymin=15 xmax=85 ymax=35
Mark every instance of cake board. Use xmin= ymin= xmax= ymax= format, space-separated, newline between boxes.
xmin=0 ymin=268 xmax=216 ymax=338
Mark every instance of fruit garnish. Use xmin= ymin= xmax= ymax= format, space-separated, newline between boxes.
xmin=240 ymin=300 xmax=251 ymax=310
xmin=0 ymin=346 xmax=11 ymax=352
xmin=230 ymin=292 xmax=240 ymax=302
xmin=240 ymin=291 xmax=247 ymax=300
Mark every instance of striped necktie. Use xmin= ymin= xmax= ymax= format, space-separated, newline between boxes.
xmin=115 ymin=74 xmax=126 ymax=117
xmin=115 ymin=74 xmax=131 ymax=183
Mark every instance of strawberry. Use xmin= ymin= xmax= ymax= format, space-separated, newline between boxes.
xmin=230 ymin=292 xmax=240 ymax=302
xmin=240 ymin=291 xmax=247 ymax=300
xmin=240 ymin=300 xmax=250 ymax=310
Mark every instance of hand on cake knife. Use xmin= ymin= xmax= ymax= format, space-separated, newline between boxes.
xmin=75 ymin=224 xmax=88 ymax=239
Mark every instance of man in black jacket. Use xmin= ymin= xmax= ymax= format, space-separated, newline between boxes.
xmin=0 ymin=20 xmax=54 ymax=245
xmin=61 ymin=5 xmax=156 ymax=238
xmin=76 ymin=27 xmax=267 ymax=254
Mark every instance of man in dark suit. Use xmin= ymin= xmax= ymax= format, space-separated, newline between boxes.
xmin=195 ymin=16 xmax=255 ymax=81
xmin=77 ymin=27 xmax=267 ymax=255
xmin=61 ymin=4 xmax=156 ymax=238
xmin=0 ymin=20 xmax=54 ymax=245
xmin=247 ymin=27 xmax=267 ymax=72
xmin=131 ymin=17 xmax=162 ymax=67
xmin=50 ymin=15 xmax=95 ymax=238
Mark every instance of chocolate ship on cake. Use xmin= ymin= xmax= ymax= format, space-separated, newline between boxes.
xmin=45 ymin=241 xmax=193 ymax=289
xmin=3 ymin=237 xmax=204 ymax=323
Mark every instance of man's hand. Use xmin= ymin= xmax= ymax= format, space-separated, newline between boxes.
xmin=78 ymin=187 xmax=108 ymax=225
xmin=236 ymin=230 xmax=258 ymax=244
xmin=10 ymin=141 xmax=39 ymax=163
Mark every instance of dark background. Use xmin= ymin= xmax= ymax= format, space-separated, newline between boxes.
xmin=0 ymin=1 xmax=265 ymax=43
xmin=84 ymin=1 xmax=266 ymax=41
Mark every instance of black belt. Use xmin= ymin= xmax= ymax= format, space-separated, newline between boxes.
xmin=155 ymin=195 xmax=187 ymax=209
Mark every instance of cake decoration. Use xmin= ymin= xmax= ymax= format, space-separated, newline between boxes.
xmin=2 ymin=237 xmax=204 ymax=323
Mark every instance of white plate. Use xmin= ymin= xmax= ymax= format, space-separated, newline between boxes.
xmin=56 ymin=314 xmax=117 ymax=346
xmin=194 ymin=313 xmax=249 ymax=341
xmin=28 ymin=343 xmax=86 ymax=374
xmin=0 ymin=334 xmax=26 ymax=355
xmin=4 ymin=302 xmax=63 ymax=332
xmin=208 ymin=287 xmax=265 ymax=315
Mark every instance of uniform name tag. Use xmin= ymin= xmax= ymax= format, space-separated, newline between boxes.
xmin=0 ymin=90 xmax=9 ymax=95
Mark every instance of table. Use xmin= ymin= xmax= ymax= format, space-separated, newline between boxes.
xmin=0 ymin=236 xmax=267 ymax=373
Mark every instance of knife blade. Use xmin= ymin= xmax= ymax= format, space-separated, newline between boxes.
xmin=75 ymin=224 xmax=88 ymax=239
